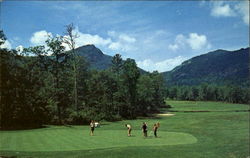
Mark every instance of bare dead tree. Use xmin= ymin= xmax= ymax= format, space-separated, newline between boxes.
xmin=63 ymin=23 xmax=79 ymax=114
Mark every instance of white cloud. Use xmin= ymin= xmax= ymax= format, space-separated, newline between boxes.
xmin=235 ymin=1 xmax=249 ymax=25
xmin=30 ymin=30 xmax=55 ymax=55
xmin=119 ymin=34 xmax=136 ymax=43
xmin=108 ymin=42 xmax=122 ymax=51
xmin=168 ymin=34 xmax=186 ymax=51
xmin=61 ymin=28 xmax=112 ymax=51
xmin=73 ymin=29 xmax=112 ymax=48
xmin=168 ymin=33 xmax=211 ymax=51
xmin=168 ymin=44 xmax=179 ymax=51
xmin=0 ymin=40 xmax=12 ymax=49
xmin=211 ymin=1 xmax=236 ymax=17
xmin=137 ymin=56 xmax=187 ymax=72
xmin=209 ymin=1 xmax=249 ymax=25
xmin=187 ymin=33 xmax=210 ymax=50
xmin=30 ymin=29 xmax=136 ymax=53
xmin=107 ymin=31 xmax=137 ymax=52
xmin=16 ymin=45 xmax=24 ymax=53
xmin=30 ymin=30 xmax=52 ymax=45
xmin=30 ymin=28 xmax=112 ymax=51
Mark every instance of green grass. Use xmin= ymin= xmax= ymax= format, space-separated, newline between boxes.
xmin=0 ymin=128 xmax=196 ymax=151
xmin=167 ymin=100 xmax=250 ymax=111
xmin=0 ymin=101 xmax=249 ymax=158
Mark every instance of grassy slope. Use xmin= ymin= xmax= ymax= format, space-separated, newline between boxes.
xmin=0 ymin=101 xmax=249 ymax=158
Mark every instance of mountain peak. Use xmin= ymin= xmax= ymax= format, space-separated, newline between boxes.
xmin=162 ymin=47 xmax=249 ymax=86
xmin=211 ymin=47 xmax=249 ymax=54
xmin=76 ymin=44 xmax=104 ymax=56
xmin=74 ymin=45 xmax=146 ymax=73
xmin=83 ymin=44 xmax=96 ymax=48
xmin=75 ymin=44 xmax=112 ymax=70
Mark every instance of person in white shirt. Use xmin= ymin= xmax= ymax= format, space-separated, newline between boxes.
xmin=90 ymin=120 xmax=95 ymax=136
xmin=125 ymin=124 xmax=132 ymax=136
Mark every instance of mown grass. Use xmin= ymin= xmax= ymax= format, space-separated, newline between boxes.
xmin=167 ymin=100 xmax=250 ymax=111
xmin=0 ymin=101 xmax=249 ymax=158
xmin=0 ymin=128 xmax=197 ymax=151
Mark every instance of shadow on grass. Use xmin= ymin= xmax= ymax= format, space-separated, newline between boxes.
xmin=0 ymin=156 xmax=17 ymax=158
xmin=168 ymin=110 xmax=250 ymax=113
xmin=0 ymin=125 xmax=47 ymax=131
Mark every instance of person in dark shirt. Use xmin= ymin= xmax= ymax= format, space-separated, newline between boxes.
xmin=141 ymin=122 xmax=148 ymax=137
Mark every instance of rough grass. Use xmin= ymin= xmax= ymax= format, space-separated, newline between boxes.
xmin=0 ymin=101 xmax=249 ymax=158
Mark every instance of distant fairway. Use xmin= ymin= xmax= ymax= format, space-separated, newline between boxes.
xmin=0 ymin=128 xmax=197 ymax=152
xmin=0 ymin=101 xmax=249 ymax=158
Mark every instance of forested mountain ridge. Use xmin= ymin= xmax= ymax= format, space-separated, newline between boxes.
xmin=75 ymin=45 xmax=249 ymax=86
xmin=75 ymin=44 xmax=112 ymax=70
xmin=75 ymin=44 xmax=146 ymax=73
xmin=162 ymin=47 xmax=249 ymax=86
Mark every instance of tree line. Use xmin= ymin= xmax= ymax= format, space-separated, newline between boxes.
xmin=0 ymin=28 xmax=166 ymax=129
xmin=1 ymin=26 xmax=248 ymax=130
xmin=165 ymin=84 xmax=250 ymax=104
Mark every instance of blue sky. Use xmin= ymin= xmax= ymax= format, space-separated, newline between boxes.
xmin=1 ymin=1 xmax=249 ymax=72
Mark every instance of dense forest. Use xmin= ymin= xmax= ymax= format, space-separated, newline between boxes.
xmin=0 ymin=25 xmax=249 ymax=130
xmin=166 ymin=85 xmax=250 ymax=104
xmin=0 ymin=27 xmax=165 ymax=129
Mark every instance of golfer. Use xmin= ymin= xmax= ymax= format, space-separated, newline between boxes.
xmin=125 ymin=124 xmax=132 ymax=136
xmin=153 ymin=122 xmax=160 ymax=137
xmin=141 ymin=122 xmax=148 ymax=137
xmin=90 ymin=120 xmax=95 ymax=136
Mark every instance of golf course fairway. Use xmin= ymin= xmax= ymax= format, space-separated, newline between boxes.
xmin=0 ymin=128 xmax=197 ymax=152
xmin=0 ymin=101 xmax=249 ymax=158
